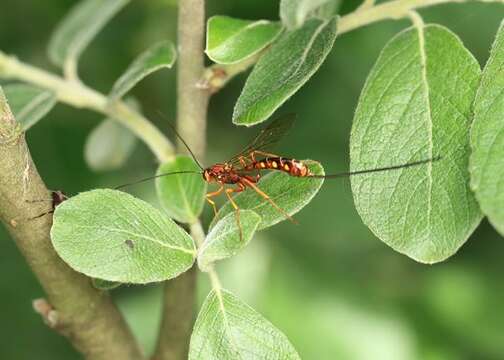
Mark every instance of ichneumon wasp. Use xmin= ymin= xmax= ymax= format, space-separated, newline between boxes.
xmin=117 ymin=113 xmax=440 ymax=238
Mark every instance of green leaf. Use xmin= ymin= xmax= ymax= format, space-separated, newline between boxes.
xmin=84 ymin=118 xmax=137 ymax=172
xmin=109 ymin=41 xmax=176 ymax=100
xmin=91 ymin=278 xmax=122 ymax=290
xmin=313 ymin=0 xmax=341 ymax=20
xmin=198 ymin=210 xmax=261 ymax=272
xmin=48 ymin=0 xmax=130 ymax=67
xmin=3 ymin=84 xmax=56 ymax=130
xmin=189 ymin=289 xmax=300 ymax=360
xmin=470 ymin=20 xmax=504 ymax=236
xmin=280 ymin=0 xmax=339 ymax=30
xmin=156 ymin=155 xmax=206 ymax=224
xmin=205 ymin=16 xmax=283 ymax=65
xmin=84 ymin=97 xmax=139 ymax=172
xmin=350 ymin=24 xmax=482 ymax=263
xmin=51 ymin=189 xmax=196 ymax=284
xmin=233 ymin=17 xmax=337 ymax=126
xmin=211 ymin=161 xmax=324 ymax=230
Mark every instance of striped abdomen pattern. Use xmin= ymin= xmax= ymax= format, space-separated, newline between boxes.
xmin=245 ymin=157 xmax=311 ymax=177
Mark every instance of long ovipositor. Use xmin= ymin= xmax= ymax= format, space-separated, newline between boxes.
xmin=246 ymin=157 xmax=311 ymax=177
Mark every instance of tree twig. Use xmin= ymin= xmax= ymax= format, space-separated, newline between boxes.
xmin=175 ymin=0 xmax=209 ymax=161
xmin=153 ymin=1 xmax=210 ymax=359
xmin=0 ymin=51 xmax=174 ymax=163
xmin=0 ymin=88 xmax=144 ymax=360
xmin=152 ymin=268 xmax=196 ymax=360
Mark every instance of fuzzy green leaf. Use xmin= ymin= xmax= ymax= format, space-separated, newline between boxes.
xmin=233 ymin=17 xmax=337 ymax=126
xmin=189 ymin=289 xmax=300 ymax=360
xmin=48 ymin=0 xmax=130 ymax=66
xmin=109 ymin=41 xmax=176 ymax=100
xmin=84 ymin=118 xmax=137 ymax=172
xmin=470 ymin=20 xmax=504 ymax=236
xmin=198 ymin=210 xmax=261 ymax=272
xmin=156 ymin=155 xmax=206 ymax=224
xmin=51 ymin=189 xmax=196 ymax=284
xmin=211 ymin=161 xmax=324 ymax=230
xmin=350 ymin=24 xmax=482 ymax=263
xmin=206 ymin=16 xmax=282 ymax=65
xmin=3 ymin=84 xmax=56 ymax=130
xmin=84 ymin=97 xmax=139 ymax=172
xmin=280 ymin=0 xmax=339 ymax=29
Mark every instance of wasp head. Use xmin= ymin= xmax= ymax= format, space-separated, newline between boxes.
xmin=203 ymin=164 xmax=230 ymax=183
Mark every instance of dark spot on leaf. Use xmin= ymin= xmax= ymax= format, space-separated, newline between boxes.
xmin=125 ymin=239 xmax=134 ymax=249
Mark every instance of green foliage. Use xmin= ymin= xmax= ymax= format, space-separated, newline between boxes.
xmin=198 ymin=210 xmax=261 ymax=272
xmin=48 ymin=0 xmax=130 ymax=67
xmin=3 ymin=84 xmax=56 ymax=130
xmin=312 ymin=0 xmax=341 ymax=20
xmin=470 ymin=20 xmax=504 ymax=236
xmin=189 ymin=289 xmax=300 ymax=360
xmin=156 ymin=155 xmax=207 ymax=224
xmin=233 ymin=17 xmax=337 ymax=126
xmin=51 ymin=189 xmax=196 ymax=284
xmin=280 ymin=0 xmax=340 ymax=29
xmin=3 ymin=0 xmax=504 ymax=358
xmin=84 ymin=98 xmax=139 ymax=171
xmin=211 ymin=161 xmax=324 ymax=230
xmin=84 ymin=119 xmax=137 ymax=171
xmin=350 ymin=25 xmax=482 ymax=263
xmin=206 ymin=16 xmax=282 ymax=65
xmin=109 ymin=41 xmax=176 ymax=100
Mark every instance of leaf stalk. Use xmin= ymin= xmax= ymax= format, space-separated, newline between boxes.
xmin=0 ymin=51 xmax=174 ymax=162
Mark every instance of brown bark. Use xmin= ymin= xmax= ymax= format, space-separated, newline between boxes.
xmin=0 ymin=88 xmax=143 ymax=360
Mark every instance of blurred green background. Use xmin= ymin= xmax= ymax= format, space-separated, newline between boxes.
xmin=1 ymin=1 xmax=504 ymax=359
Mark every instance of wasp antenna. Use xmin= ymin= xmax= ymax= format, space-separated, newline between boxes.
xmin=25 ymin=198 xmax=53 ymax=203
xmin=311 ymin=156 xmax=442 ymax=179
xmin=115 ymin=170 xmax=202 ymax=190
xmin=156 ymin=111 xmax=205 ymax=170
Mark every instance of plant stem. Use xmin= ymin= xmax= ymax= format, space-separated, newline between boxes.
xmin=0 ymin=88 xmax=144 ymax=360
xmin=0 ymin=51 xmax=174 ymax=163
xmin=176 ymin=0 xmax=209 ymax=162
xmin=358 ymin=0 xmax=376 ymax=10
xmin=200 ymin=52 xmax=262 ymax=93
xmin=153 ymin=267 xmax=196 ymax=360
xmin=337 ymin=0 xmax=501 ymax=33
xmin=189 ymin=221 xmax=206 ymax=248
xmin=206 ymin=0 xmax=504 ymax=92
xmin=154 ymin=1 xmax=210 ymax=359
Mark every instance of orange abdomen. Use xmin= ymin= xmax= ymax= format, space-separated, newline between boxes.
xmin=248 ymin=157 xmax=310 ymax=177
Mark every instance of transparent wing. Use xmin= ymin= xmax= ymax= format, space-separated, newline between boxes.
xmin=228 ymin=113 xmax=296 ymax=166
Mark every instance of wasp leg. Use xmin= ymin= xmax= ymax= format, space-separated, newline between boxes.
xmin=206 ymin=184 xmax=224 ymax=217
xmin=29 ymin=210 xmax=55 ymax=220
xmin=238 ymin=155 xmax=263 ymax=182
xmin=241 ymin=178 xmax=298 ymax=224
xmin=27 ymin=198 xmax=54 ymax=220
xmin=225 ymin=184 xmax=246 ymax=241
